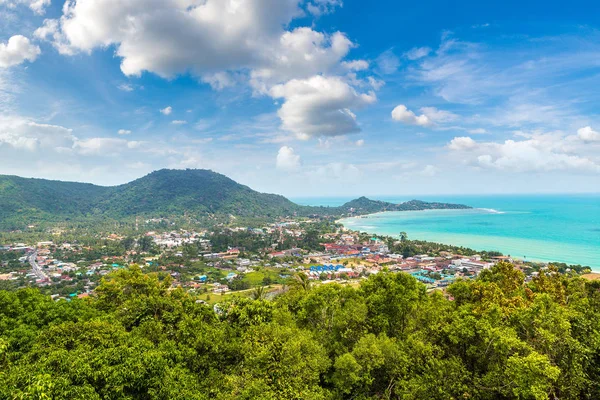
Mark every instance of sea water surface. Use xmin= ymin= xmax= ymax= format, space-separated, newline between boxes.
xmin=292 ymin=195 xmax=600 ymax=270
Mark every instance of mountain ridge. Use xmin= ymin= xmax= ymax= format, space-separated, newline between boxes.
xmin=0 ymin=169 xmax=471 ymax=229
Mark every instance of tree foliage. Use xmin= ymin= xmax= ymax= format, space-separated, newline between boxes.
xmin=1 ymin=262 xmax=599 ymax=399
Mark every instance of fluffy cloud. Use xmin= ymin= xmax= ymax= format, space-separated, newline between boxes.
xmin=391 ymin=105 xmax=432 ymax=127
xmin=342 ymin=60 xmax=369 ymax=71
xmin=447 ymin=133 xmax=600 ymax=173
xmin=160 ymin=106 xmax=172 ymax=115
xmin=448 ymin=136 xmax=477 ymax=150
xmin=420 ymin=106 xmax=459 ymax=124
xmin=249 ymin=27 xmax=353 ymax=92
xmin=276 ymin=146 xmax=301 ymax=170
xmin=0 ymin=0 xmax=50 ymax=15
xmin=33 ymin=0 xmax=383 ymax=140
xmin=0 ymin=35 xmax=41 ymax=68
xmin=35 ymin=0 xmax=349 ymax=85
xmin=118 ymin=129 xmax=131 ymax=135
xmin=0 ymin=116 xmax=74 ymax=151
xmin=577 ymin=126 xmax=600 ymax=143
xmin=271 ymin=75 xmax=376 ymax=138
xmin=0 ymin=115 xmax=148 ymax=157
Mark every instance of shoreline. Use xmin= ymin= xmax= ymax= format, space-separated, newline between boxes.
xmin=336 ymin=210 xmax=599 ymax=271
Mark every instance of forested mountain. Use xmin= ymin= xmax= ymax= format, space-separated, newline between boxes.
xmin=341 ymin=196 xmax=471 ymax=214
xmin=0 ymin=169 xmax=470 ymax=229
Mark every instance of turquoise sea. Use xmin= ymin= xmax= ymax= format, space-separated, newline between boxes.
xmin=292 ymin=195 xmax=600 ymax=270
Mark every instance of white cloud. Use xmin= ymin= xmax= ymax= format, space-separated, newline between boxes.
xmin=0 ymin=35 xmax=41 ymax=68
xmin=250 ymin=27 xmax=354 ymax=92
xmin=0 ymin=0 xmax=50 ymax=15
xmin=577 ymin=126 xmax=600 ymax=143
xmin=276 ymin=145 xmax=301 ymax=170
xmin=447 ymin=133 xmax=600 ymax=173
xmin=37 ymin=0 xmax=350 ymax=87
xmin=306 ymin=0 xmax=342 ymax=16
xmin=0 ymin=116 xmax=74 ymax=151
xmin=419 ymin=106 xmax=459 ymax=124
xmin=34 ymin=0 xmax=382 ymax=141
xmin=376 ymin=49 xmax=400 ymax=74
xmin=468 ymin=128 xmax=487 ymax=134
xmin=202 ymin=71 xmax=237 ymax=90
xmin=171 ymin=120 xmax=187 ymax=125
xmin=270 ymin=75 xmax=376 ymax=138
xmin=405 ymin=46 xmax=431 ymax=60
xmin=367 ymin=76 xmax=385 ymax=90
xmin=118 ymin=129 xmax=132 ymax=135
xmin=160 ymin=106 xmax=172 ymax=115
xmin=391 ymin=105 xmax=432 ymax=127
xmin=342 ymin=60 xmax=369 ymax=71
xmin=117 ymin=83 xmax=134 ymax=92
xmin=355 ymin=139 xmax=364 ymax=146
xmin=448 ymin=136 xmax=477 ymax=151
xmin=73 ymin=137 xmax=143 ymax=155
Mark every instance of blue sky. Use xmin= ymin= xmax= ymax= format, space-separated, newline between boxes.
xmin=1 ymin=0 xmax=600 ymax=197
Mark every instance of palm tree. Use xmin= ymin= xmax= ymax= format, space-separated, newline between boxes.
xmin=250 ymin=286 xmax=267 ymax=300
xmin=399 ymin=232 xmax=408 ymax=242
xmin=290 ymin=272 xmax=312 ymax=292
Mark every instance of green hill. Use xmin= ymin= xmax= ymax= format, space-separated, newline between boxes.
xmin=0 ymin=169 xmax=470 ymax=229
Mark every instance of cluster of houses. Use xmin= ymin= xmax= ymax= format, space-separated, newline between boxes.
xmin=1 ymin=223 xmax=529 ymax=296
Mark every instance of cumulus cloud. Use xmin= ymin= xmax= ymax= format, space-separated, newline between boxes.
xmin=0 ymin=116 xmax=74 ymax=151
xmin=391 ymin=105 xmax=432 ymax=127
xmin=270 ymin=75 xmax=376 ymax=138
xmin=447 ymin=133 xmax=600 ymax=173
xmin=448 ymin=136 xmax=477 ymax=150
xmin=118 ymin=129 xmax=131 ymax=135
xmin=35 ymin=0 xmax=350 ymax=85
xmin=0 ymin=0 xmax=50 ymax=15
xmin=249 ymin=27 xmax=354 ymax=92
xmin=276 ymin=146 xmax=301 ymax=170
xmin=32 ymin=0 xmax=384 ymax=140
xmin=160 ymin=106 xmax=172 ymax=115
xmin=577 ymin=126 xmax=600 ymax=143
xmin=0 ymin=35 xmax=41 ymax=68
xmin=420 ymin=106 xmax=459 ymax=124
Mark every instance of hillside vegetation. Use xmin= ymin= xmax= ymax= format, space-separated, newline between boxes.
xmin=0 ymin=169 xmax=470 ymax=229
xmin=0 ymin=263 xmax=599 ymax=399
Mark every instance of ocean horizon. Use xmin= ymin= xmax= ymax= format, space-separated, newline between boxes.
xmin=292 ymin=194 xmax=600 ymax=270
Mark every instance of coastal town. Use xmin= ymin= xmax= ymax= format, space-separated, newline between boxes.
xmin=0 ymin=220 xmax=588 ymax=302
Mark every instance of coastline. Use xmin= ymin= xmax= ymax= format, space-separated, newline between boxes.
xmin=337 ymin=209 xmax=599 ymax=270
